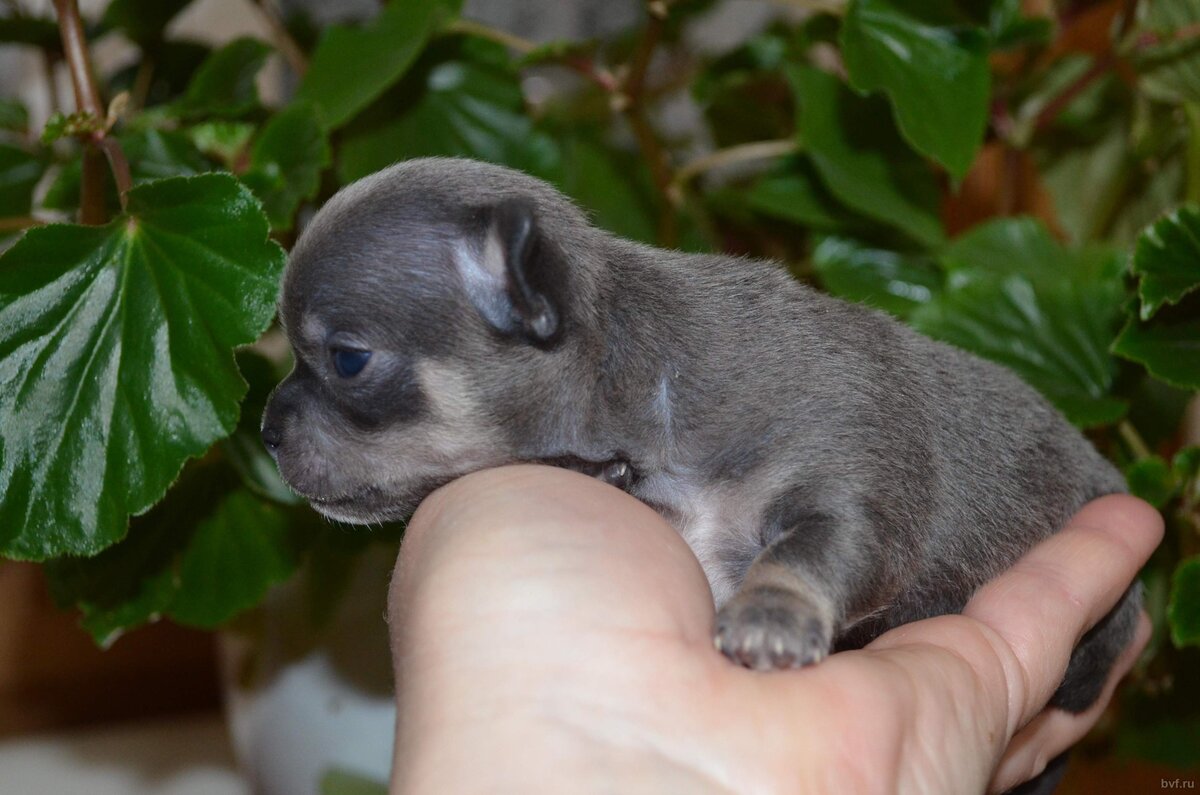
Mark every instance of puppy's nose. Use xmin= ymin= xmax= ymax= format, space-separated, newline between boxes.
xmin=261 ymin=422 xmax=282 ymax=454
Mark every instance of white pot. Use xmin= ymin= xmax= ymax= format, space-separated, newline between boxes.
xmin=218 ymin=543 xmax=399 ymax=795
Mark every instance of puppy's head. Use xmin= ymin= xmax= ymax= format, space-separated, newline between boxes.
xmin=261 ymin=158 xmax=601 ymax=522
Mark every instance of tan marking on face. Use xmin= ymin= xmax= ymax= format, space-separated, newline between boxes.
xmin=416 ymin=360 xmax=487 ymax=433
xmin=340 ymin=361 xmax=507 ymax=484
xmin=278 ymin=358 xmax=511 ymax=510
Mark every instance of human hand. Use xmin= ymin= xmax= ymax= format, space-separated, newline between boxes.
xmin=387 ymin=465 xmax=1160 ymax=794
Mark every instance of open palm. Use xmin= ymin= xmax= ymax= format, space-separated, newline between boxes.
xmin=387 ymin=466 xmax=1159 ymax=794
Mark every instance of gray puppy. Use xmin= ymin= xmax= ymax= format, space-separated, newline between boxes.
xmin=262 ymin=157 xmax=1139 ymax=718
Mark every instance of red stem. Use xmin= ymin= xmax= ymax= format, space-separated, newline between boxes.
xmin=52 ymin=0 xmax=132 ymax=221
xmin=619 ymin=3 xmax=678 ymax=246
xmin=1033 ymin=53 xmax=1114 ymax=133
xmin=1032 ymin=1 xmax=1200 ymax=135
xmin=53 ymin=0 xmax=102 ymax=118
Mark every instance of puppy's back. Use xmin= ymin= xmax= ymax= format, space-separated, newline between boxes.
xmin=612 ymin=239 xmax=1126 ymax=620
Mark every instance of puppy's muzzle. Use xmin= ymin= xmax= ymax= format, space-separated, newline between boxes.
xmin=261 ymin=373 xmax=303 ymax=460
xmin=260 ymin=421 xmax=282 ymax=455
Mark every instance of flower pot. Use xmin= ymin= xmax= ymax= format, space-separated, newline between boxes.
xmin=218 ymin=543 xmax=399 ymax=795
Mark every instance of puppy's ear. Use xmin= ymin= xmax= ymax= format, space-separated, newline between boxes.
xmin=455 ymin=198 xmax=561 ymax=345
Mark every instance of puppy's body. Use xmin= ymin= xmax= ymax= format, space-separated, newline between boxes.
xmin=264 ymin=158 xmax=1138 ymax=717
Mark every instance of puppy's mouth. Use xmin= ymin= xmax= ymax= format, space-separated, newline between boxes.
xmin=302 ymin=475 xmax=456 ymax=524
xmin=308 ymin=489 xmax=371 ymax=509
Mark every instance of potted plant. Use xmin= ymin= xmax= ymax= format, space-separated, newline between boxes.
xmin=1 ymin=0 xmax=1197 ymax=792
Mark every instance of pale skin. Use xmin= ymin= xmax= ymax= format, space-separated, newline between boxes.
xmin=387 ymin=465 xmax=1161 ymax=794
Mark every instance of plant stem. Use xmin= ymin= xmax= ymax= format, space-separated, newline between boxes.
xmin=445 ymin=18 xmax=618 ymax=92
xmin=1185 ymin=104 xmax=1200 ymax=206
xmin=251 ymin=0 xmax=308 ymax=76
xmin=53 ymin=0 xmax=103 ymax=119
xmin=130 ymin=56 xmax=154 ymax=112
xmin=1133 ymin=21 xmax=1200 ymax=48
xmin=0 ymin=216 xmax=46 ymax=232
xmin=1032 ymin=2 xmax=1200 ymax=136
xmin=79 ymin=146 xmax=108 ymax=224
xmin=671 ymin=139 xmax=800 ymax=195
xmin=52 ymin=0 xmax=132 ymax=220
xmin=619 ymin=2 xmax=678 ymax=246
xmin=447 ymin=17 xmax=536 ymax=55
xmin=1118 ymin=419 xmax=1153 ymax=461
xmin=96 ymin=136 xmax=132 ymax=204
xmin=621 ymin=2 xmax=665 ymax=107
xmin=1033 ymin=53 xmax=1113 ymax=133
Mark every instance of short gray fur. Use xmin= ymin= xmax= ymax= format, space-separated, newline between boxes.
xmin=262 ymin=157 xmax=1140 ymax=720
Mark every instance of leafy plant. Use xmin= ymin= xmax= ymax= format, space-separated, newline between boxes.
xmin=1 ymin=0 xmax=1198 ymax=773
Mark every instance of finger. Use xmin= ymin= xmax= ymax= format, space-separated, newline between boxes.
xmin=989 ymin=612 xmax=1151 ymax=793
xmin=963 ymin=494 xmax=1162 ymax=733
xmin=387 ymin=465 xmax=719 ymax=793
xmin=390 ymin=464 xmax=714 ymax=655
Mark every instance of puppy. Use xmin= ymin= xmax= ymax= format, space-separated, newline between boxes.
xmin=262 ymin=157 xmax=1139 ymax=716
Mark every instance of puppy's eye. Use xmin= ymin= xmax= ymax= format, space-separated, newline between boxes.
xmin=331 ymin=348 xmax=372 ymax=378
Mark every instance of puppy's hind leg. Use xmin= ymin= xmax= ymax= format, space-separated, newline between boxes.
xmin=544 ymin=455 xmax=638 ymax=491
xmin=1050 ymin=582 xmax=1142 ymax=712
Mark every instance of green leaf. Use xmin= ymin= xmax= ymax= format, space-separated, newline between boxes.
xmin=169 ymin=489 xmax=300 ymax=625
xmin=516 ymin=38 xmax=599 ymax=69
xmin=44 ymin=461 xmax=306 ymax=645
xmin=177 ymin=37 xmax=271 ymax=119
xmin=1115 ymin=700 xmax=1200 ymax=770
xmin=988 ymin=0 xmax=1053 ymax=50
xmin=186 ymin=121 xmax=256 ymax=169
xmin=102 ymin=0 xmax=195 ymax=47
xmin=1108 ymin=157 xmax=1187 ymax=250
xmin=1113 ymin=297 xmax=1200 ymax=390
xmin=0 ymin=98 xmax=29 ymax=134
xmin=1131 ymin=204 xmax=1200 ymax=320
xmin=0 ymin=174 xmax=286 ymax=560
xmin=1169 ymin=556 xmax=1200 ymax=648
xmin=45 ymin=498 xmax=192 ymax=647
xmin=812 ymin=236 xmax=940 ymax=318
xmin=786 ymin=64 xmax=944 ymax=248
xmin=40 ymin=111 xmax=103 ymax=145
xmin=320 ymin=769 xmax=388 ymax=795
xmin=554 ymin=134 xmax=656 ymax=244
xmin=296 ymin=0 xmax=462 ymax=130
xmin=840 ymin=0 xmax=991 ymax=180
xmin=911 ymin=218 xmax=1129 ymax=426
xmin=938 ymin=215 xmax=1060 ymax=273
xmin=743 ymin=159 xmax=861 ymax=232
xmin=241 ymin=103 xmax=330 ymax=231
xmin=1125 ymin=455 xmax=1176 ymax=508
xmin=108 ymin=40 xmax=212 ymax=109
xmin=223 ymin=350 xmax=300 ymax=506
xmin=1135 ymin=0 xmax=1200 ymax=104
xmin=695 ymin=26 xmax=798 ymax=148
xmin=42 ymin=128 xmax=211 ymax=213
xmin=1175 ymin=445 xmax=1200 ymax=481
xmin=1126 ymin=376 xmax=1195 ymax=450
xmin=0 ymin=144 xmax=44 ymax=217
xmin=1039 ymin=123 xmax=1131 ymax=245
xmin=338 ymin=38 xmax=559 ymax=185
xmin=0 ymin=16 xmax=60 ymax=50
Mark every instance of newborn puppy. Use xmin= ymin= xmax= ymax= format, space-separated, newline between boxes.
xmin=262 ymin=157 xmax=1139 ymax=714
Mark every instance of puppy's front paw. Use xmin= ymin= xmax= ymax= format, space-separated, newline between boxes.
xmin=714 ymin=586 xmax=832 ymax=671
xmin=598 ymin=460 xmax=635 ymax=490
